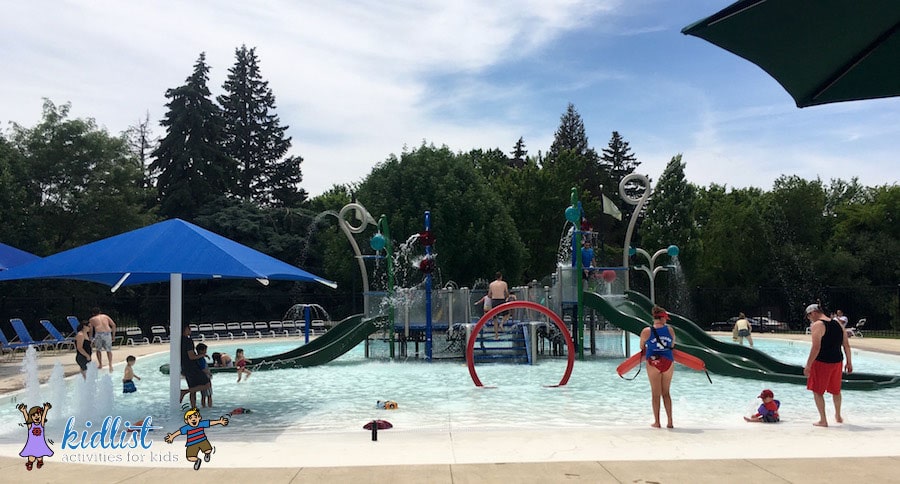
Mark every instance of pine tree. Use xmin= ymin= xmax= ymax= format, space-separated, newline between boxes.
xmin=600 ymin=131 xmax=642 ymax=219
xmin=547 ymin=103 xmax=597 ymax=165
xmin=545 ymin=103 xmax=607 ymax=217
xmin=218 ymin=45 xmax=300 ymax=205
xmin=601 ymin=131 xmax=640 ymax=193
xmin=509 ymin=136 xmax=527 ymax=168
xmin=151 ymin=53 xmax=235 ymax=220
xmin=269 ymin=155 xmax=307 ymax=207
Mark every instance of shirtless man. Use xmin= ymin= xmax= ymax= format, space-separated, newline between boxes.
xmin=488 ymin=272 xmax=510 ymax=339
xmin=89 ymin=307 xmax=117 ymax=373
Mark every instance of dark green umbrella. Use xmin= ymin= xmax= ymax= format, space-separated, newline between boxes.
xmin=682 ymin=0 xmax=900 ymax=108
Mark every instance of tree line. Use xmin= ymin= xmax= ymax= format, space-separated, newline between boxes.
xmin=1 ymin=47 xmax=897 ymax=332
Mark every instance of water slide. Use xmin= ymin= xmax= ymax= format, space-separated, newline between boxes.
xmin=584 ymin=291 xmax=900 ymax=390
xmin=160 ymin=314 xmax=388 ymax=374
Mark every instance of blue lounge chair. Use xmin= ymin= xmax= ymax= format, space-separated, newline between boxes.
xmin=39 ymin=319 xmax=76 ymax=351
xmin=66 ymin=315 xmax=81 ymax=336
xmin=9 ymin=319 xmax=55 ymax=352
xmin=0 ymin=329 xmax=31 ymax=359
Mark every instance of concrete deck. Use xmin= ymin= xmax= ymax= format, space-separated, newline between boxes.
xmin=1 ymin=455 xmax=899 ymax=483
xmin=2 ymin=333 xmax=899 ymax=482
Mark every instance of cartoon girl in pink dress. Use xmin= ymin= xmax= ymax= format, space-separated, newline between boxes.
xmin=17 ymin=402 xmax=53 ymax=470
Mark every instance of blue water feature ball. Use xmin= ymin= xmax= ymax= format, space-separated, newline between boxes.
xmin=370 ymin=233 xmax=386 ymax=251
xmin=565 ymin=206 xmax=579 ymax=223
xmin=667 ymin=245 xmax=680 ymax=257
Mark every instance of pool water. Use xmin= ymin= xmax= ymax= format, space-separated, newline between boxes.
xmin=1 ymin=336 xmax=899 ymax=444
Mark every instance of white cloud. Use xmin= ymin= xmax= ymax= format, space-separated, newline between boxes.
xmin=2 ymin=0 xmax=897 ymax=199
xmin=2 ymin=1 xmax=626 ymax=195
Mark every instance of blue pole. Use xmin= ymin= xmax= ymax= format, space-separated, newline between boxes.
xmin=424 ymin=211 xmax=433 ymax=361
xmin=304 ymin=305 xmax=311 ymax=344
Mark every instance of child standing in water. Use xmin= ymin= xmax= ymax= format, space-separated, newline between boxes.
xmin=123 ymin=355 xmax=141 ymax=393
xmin=17 ymin=402 xmax=53 ymax=470
xmin=235 ymin=348 xmax=252 ymax=382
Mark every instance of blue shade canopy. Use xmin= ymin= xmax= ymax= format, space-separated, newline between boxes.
xmin=0 ymin=219 xmax=335 ymax=288
xmin=0 ymin=243 xmax=40 ymax=271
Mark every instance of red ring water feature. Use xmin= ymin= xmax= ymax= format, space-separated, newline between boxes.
xmin=465 ymin=300 xmax=575 ymax=387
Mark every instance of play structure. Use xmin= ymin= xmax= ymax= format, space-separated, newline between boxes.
xmin=160 ymin=184 xmax=900 ymax=391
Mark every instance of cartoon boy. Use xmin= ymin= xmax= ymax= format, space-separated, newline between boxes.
xmin=164 ymin=407 xmax=228 ymax=470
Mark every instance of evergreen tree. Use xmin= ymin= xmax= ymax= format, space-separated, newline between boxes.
xmin=600 ymin=131 xmax=642 ymax=235
xmin=509 ymin=136 xmax=527 ymax=168
xmin=547 ymin=103 xmax=597 ymax=165
xmin=151 ymin=53 xmax=235 ymax=220
xmin=218 ymin=45 xmax=301 ymax=206
xmin=600 ymin=131 xmax=640 ymax=199
xmin=269 ymin=155 xmax=307 ymax=207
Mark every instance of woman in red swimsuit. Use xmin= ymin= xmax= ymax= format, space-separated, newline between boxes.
xmin=640 ymin=306 xmax=676 ymax=429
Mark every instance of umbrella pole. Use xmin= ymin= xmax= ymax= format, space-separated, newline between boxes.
xmin=170 ymin=273 xmax=183 ymax=413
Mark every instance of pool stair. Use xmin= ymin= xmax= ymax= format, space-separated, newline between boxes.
xmin=472 ymin=323 xmax=530 ymax=364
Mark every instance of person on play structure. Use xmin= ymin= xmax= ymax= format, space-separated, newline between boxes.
xmin=640 ymin=305 xmax=677 ymax=429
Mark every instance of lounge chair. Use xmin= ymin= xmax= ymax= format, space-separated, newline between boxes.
xmin=66 ymin=316 xmax=81 ymax=337
xmin=0 ymin=329 xmax=31 ymax=360
xmin=39 ymin=319 xmax=76 ymax=352
xmin=847 ymin=318 xmax=866 ymax=338
xmin=9 ymin=319 xmax=55 ymax=352
xmin=226 ymin=322 xmax=245 ymax=339
xmin=254 ymin=321 xmax=272 ymax=338
xmin=197 ymin=323 xmax=217 ymax=341
xmin=240 ymin=321 xmax=259 ymax=338
xmin=268 ymin=321 xmax=287 ymax=337
xmin=212 ymin=322 xmax=230 ymax=339
xmin=281 ymin=320 xmax=300 ymax=337
xmin=150 ymin=325 xmax=170 ymax=344
xmin=125 ymin=327 xmax=149 ymax=346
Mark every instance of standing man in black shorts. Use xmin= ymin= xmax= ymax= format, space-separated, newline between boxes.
xmin=488 ymin=272 xmax=510 ymax=339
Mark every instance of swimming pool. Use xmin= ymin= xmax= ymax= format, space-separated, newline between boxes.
xmin=1 ymin=335 xmax=899 ymax=445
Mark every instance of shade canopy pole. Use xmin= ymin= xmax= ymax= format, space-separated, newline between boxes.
xmin=169 ymin=273 xmax=183 ymax=413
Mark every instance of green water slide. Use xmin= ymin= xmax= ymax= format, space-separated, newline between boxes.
xmin=160 ymin=314 xmax=387 ymax=374
xmin=584 ymin=291 xmax=900 ymax=390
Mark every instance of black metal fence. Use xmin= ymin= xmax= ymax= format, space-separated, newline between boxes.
xmin=658 ymin=284 xmax=900 ymax=332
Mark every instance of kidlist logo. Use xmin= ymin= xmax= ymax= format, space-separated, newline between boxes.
xmin=61 ymin=416 xmax=155 ymax=450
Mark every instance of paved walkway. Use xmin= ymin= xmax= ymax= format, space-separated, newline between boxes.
xmin=1 ymin=455 xmax=899 ymax=483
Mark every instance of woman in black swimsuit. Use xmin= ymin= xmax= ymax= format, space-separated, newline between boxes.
xmin=74 ymin=322 xmax=93 ymax=378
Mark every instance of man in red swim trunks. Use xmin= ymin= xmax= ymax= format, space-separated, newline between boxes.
xmin=803 ymin=303 xmax=852 ymax=427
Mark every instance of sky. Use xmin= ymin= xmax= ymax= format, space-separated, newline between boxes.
xmin=2 ymin=0 xmax=898 ymax=197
